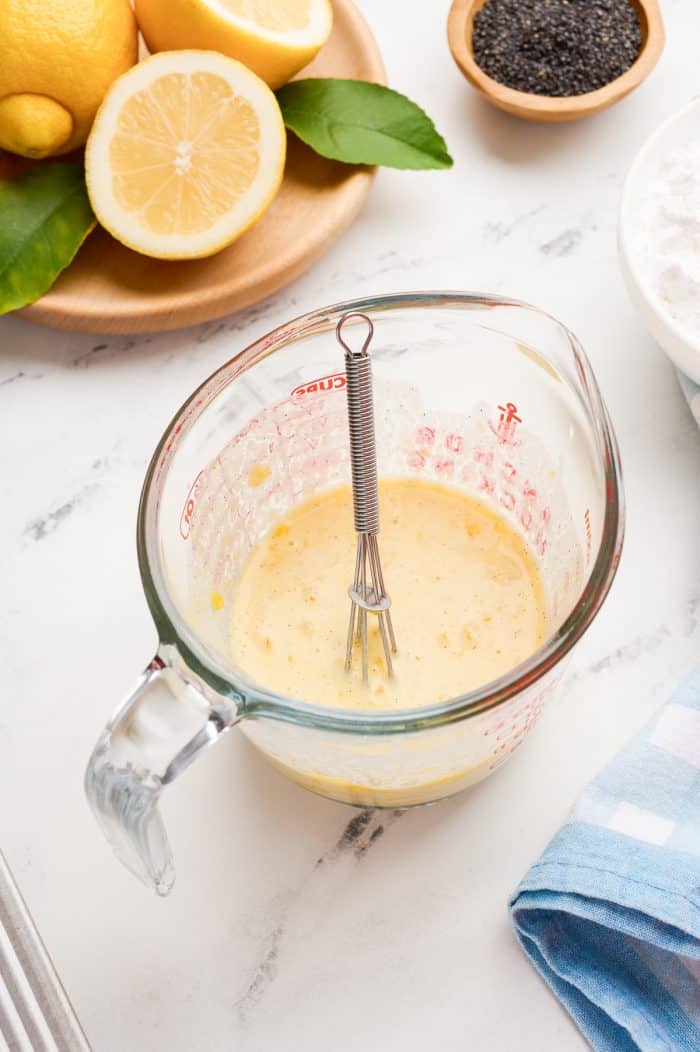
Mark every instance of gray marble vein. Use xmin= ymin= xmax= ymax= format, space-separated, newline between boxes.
xmin=539 ymin=228 xmax=583 ymax=258
xmin=23 ymin=483 xmax=99 ymax=542
xmin=235 ymin=808 xmax=403 ymax=1025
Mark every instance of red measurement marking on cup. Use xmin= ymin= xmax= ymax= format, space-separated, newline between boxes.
xmin=584 ymin=508 xmax=592 ymax=564
xmin=407 ymin=451 xmax=426 ymax=469
xmin=157 ymin=397 xmax=206 ymax=478
xmin=489 ymin=401 xmax=522 ymax=445
xmin=291 ymin=373 xmax=346 ymax=399
xmin=180 ymin=471 xmax=204 ymax=540
xmin=434 ymin=459 xmax=454 ymax=477
xmin=474 ymin=448 xmax=494 ymax=468
xmin=535 ymin=530 xmax=548 ymax=558
xmin=415 ymin=425 xmax=436 ymax=447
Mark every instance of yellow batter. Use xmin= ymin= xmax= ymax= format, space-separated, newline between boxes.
xmin=230 ymin=479 xmax=547 ymax=710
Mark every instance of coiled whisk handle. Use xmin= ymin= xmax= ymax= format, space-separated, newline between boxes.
xmin=337 ymin=313 xmax=379 ymax=537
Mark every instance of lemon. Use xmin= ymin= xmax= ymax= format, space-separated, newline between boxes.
xmin=0 ymin=0 xmax=137 ymax=159
xmin=85 ymin=51 xmax=287 ymax=260
xmin=135 ymin=0 xmax=333 ymax=89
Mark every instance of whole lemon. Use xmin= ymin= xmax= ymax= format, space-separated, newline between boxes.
xmin=0 ymin=0 xmax=138 ymax=159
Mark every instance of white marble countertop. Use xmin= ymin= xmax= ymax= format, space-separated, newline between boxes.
xmin=3 ymin=2 xmax=700 ymax=1049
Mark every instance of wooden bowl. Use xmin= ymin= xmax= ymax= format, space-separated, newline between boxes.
xmin=447 ymin=0 xmax=665 ymax=122
xmin=17 ymin=0 xmax=385 ymax=334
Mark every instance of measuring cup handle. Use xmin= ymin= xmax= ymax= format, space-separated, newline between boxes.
xmin=84 ymin=655 xmax=240 ymax=896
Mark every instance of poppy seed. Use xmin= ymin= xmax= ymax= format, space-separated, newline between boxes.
xmin=472 ymin=0 xmax=642 ymax=97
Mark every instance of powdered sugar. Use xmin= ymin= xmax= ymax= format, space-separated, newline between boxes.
xmin=635 ymin=139 xmax=700 ymax=336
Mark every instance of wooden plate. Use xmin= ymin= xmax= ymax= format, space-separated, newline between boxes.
xmin=19 ymin=0 xmax=385 ymax=334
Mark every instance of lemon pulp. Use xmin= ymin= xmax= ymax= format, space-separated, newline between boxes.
xmin=85 ymin=51 xmax=286 ymax=259
xmin=135 ymin=0 xmax=333 ymax=89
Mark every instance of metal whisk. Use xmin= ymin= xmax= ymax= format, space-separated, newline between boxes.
xmin=336 ymin=312 xmax=397 ymax=683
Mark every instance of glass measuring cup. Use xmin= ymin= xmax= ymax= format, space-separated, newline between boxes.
xmin=85 ymin=293 xmax=624 ymax=895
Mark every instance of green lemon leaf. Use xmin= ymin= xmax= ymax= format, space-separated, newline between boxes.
xmin=276 ymin=79 xmax=453 ymax=170
xmin=0 ymin=161 xmax=95 ymax=313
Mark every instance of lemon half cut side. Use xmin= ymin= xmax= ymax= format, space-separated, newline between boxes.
xmin=85 ymin=51 xmax=287 ymax=260
xmin=135 ymin=0 xmax=333 ymax=89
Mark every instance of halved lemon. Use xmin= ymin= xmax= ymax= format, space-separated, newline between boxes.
xmin=85 ymin=50 xmax=286 ymax=260
xmin=134 ymin=0 xmax=333 ymax=89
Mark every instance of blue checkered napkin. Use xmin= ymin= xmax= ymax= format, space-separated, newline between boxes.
xmin=510 ymin=667 xmax=700 ymax=1052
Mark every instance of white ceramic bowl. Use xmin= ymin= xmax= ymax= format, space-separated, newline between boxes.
xmin=619 ymin=98 xmax=700 ymax=385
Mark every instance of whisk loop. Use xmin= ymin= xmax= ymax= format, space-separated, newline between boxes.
xmin=337 ymin=312 xmax=397 ymax=683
